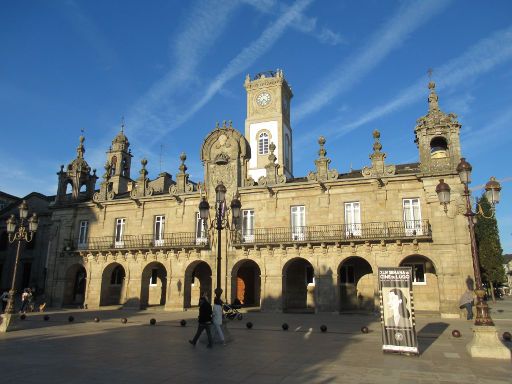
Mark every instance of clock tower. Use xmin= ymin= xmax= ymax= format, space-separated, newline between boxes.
xmin=244 ymin=69 xmax=293 ymax=181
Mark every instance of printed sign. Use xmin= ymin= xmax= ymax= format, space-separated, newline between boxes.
xmin=378 ymin=267 xmax=418 ymax=354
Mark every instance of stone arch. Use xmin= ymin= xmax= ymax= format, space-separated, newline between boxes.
xmin=399 ymin=254 xmax=439 ymax=312
xmin=140 ymin=261 xmax=167 ymax=308
xmin=184 ymin=260 xmax=212 ymax=308
xmin=62 ymin=264 xmax=87 ymax=306
xmin=231 ymin=259 xmax=262 ymax=307
xmin=100 ymin=263 xmax=126 ymax=306
xmin=65 ymin=180 xmax=73 ymax=196
xmin=338 ymin=256 xmax=375 ymax=311
xmin=430 ymin=136 xmax=448 ymax=159
xmin=282 ymin=257 xmax=315 ymax=312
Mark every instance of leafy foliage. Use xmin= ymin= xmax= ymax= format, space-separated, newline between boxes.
xmin=474 ymin=194 xmax=505 ymax=285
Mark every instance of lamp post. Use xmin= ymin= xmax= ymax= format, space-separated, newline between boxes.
xmin=199 ymin=182 xmax=241 ymax=301
xmin=1 ymin=201 xmax=38 ymax=331
xmin=436 ymin=158 xmax=509 ymax=359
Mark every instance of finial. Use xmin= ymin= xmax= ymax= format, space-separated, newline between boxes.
xmin=372 ymin=130 xmax=382 ymax=152
xmin=427 ymin=68 xmax=433 ymax=80
xmin=228 ymin=120 xmax=232 ymax=128
xmin=141 ymin=158 xmax=148 ymax=168
xmin=180 ymin=152 xmax=187 ymax=162
xmin=215 ymin=121 xmax=219 ymax=129
xmin=121 ymin=116 xmax=125 ymax=132
xmin=222 ymin=120 xmax=227 ymax=128
xmin=318 ymin=136 xmax=327 ymax=158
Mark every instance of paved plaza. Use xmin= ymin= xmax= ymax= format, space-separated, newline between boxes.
xmin=1 ymin=299 xmax=511 ymax=384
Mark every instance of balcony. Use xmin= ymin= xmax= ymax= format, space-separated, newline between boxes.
xmin=232 ymin=220 xmax=432 ymax=246
xmin=75 ymin=232 xmax=208 ymax=252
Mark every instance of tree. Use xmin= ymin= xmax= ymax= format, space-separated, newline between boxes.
xmin=474 ymin=194 xmax=506 ymax=302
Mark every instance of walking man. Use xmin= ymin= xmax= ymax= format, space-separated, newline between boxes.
xmin=189 ymin=294 xmax=213 ymax=348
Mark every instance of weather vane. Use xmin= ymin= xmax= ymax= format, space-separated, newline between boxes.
xmin=427 ymin=68 xmax=433 ymax=80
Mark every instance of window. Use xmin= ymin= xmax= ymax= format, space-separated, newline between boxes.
xmin=344 ymin=202 xmax=361 ymax=237
xmin=403 ymin=199 xmax=423 ymax=236
xmin=195 ymin=212 xmax=207 ymax=245
xmin=242 ymin=209 xmax=255 ymax=242
xmin=114 ymin=218 xmax=126 ymax=248
xmin=258 ymin=132 xmax=269 ymax=155
xmin=78 ymin=220 xmax=89 ymax=249
xmin=150 ymin=269 xmax=158 ymax=286
xmin=340 ymin=265 xmax=355 ymax=284
xmin=291 ymin=206 xmax=306 ymax=241
xmin=111 ymin=266 xmax=125 ymax=285
xmin=154 ymin=215 xmax=165 ymax=246
xmin=403 ymin=263 xmax=426 ymax=284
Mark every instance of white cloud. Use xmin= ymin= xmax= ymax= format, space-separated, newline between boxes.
xmin=145 ymin=0 xmax=314 ymax=147
xmin=294 ymin=0 xmax=452 ymax=122
xmin=327 ymin=24 xmax=512 ymax=140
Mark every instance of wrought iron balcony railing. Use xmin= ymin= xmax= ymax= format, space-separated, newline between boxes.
xmin=232 ymin=220 xmax=431 ymax=246
xmin=76 ymin=232 xmax=207 ymax=251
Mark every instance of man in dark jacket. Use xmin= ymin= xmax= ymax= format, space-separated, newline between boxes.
xmin=189 ymin=295 xmax=213 ymax=348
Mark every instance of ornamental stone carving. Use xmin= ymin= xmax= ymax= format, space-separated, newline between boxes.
xmin=307 ymin=136 xmax=338 ymax=182
xmin=362 ymin=130 xmax=396 ymax=179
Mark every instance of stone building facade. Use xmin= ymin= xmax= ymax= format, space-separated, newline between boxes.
xmin=45 ymin=70 xmax=474 ymax=317
xmin=0 ymin=192 xmax=54 ymax=294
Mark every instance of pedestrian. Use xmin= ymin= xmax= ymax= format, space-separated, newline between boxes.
xmin=20 ymin=288 xmax=30 ymax=313
xmin=212 ymin=297 xmax=226 ymax=345
xmin=459 ymin=289 xmax=474 ymax=320
xmin=1 ymin=290 xmax=9 ymax=313
xmin=189 ymin=295 xmax=213 ymax=348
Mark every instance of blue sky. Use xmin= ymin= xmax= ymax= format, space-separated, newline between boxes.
xmin=1 ymin=0 xmax=511 ymax=252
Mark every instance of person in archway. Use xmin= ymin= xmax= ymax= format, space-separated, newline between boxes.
xmin=385 ymin=288 xmax=412 ymax=328
xmin=189 ymin=294 xmax=213 ymax=348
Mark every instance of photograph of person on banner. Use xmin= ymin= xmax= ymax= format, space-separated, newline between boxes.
xmin=383 ymin=288 xmax=412 ymax=328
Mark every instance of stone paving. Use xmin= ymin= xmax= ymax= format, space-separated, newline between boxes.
xmin=0 ymin=298 xmax=511 ymax=384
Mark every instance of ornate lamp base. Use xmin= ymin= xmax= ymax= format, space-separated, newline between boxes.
xmin=467 ymin=326 xmax=511 ymax=359
xmin=0 ymin=313 xmax=20 ymax=333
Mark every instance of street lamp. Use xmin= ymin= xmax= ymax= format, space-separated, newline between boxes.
xmin=198 ymin=182 xmax=241 ymax=301
xmin=436 ymin=158 xmax=509 ymax=359
xmin=3 ymin=201 xmax=38 ymax=318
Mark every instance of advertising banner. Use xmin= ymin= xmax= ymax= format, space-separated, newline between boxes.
xmin=378 ymin=267 xmax=418 ymax=354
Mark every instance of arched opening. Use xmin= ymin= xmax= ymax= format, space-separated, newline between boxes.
xmin=231 ymin=259 xmax=261 ymax=307
xmin=63 ymin=264 xmax=87 ymax=306
xmin=283 ymin=258 xmax=315 ymax=312
xmin=430 ymin=136 xmax=448 ymax=159
xmin=338 ymin=257 xmax=374 ymax=311
xmin=140 ymin=262 xmax=167 ymax=308
xmin=184 ymin=261 xmax=212 ymax=308
xmin=110 ymin=155 xmax=117 ymax=176
xmin=65 ymin=181 xmax=73 ymax=197
xmin=399 ymin=255 xmax=439 ymax=312
xmin=100 ymin=263 xmax=126 ymax=306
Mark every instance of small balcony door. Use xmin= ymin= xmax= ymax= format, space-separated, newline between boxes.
xmin=291 ymin=206 xmax=306 ymax=241
xmin=77 ymin=220 xmax=89 ymax=249
xmin=114 ymin=218 xmax=126 ymax=248
xmin=154 ymin=215 xmax=165 ymax=246
xmin=403 ymin=198 xmax=423 ymax=236
xmin=344 ymin=202 xmax=361 ymax=237
xmin=242 ymin=209 xmax=255 ymax=243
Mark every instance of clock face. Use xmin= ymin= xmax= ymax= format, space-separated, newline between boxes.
xmin=256 ymin=91 xmax=271 ymax=107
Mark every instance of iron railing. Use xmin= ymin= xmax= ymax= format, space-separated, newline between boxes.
xmin=76 ymin=232 xmax=207 ymax=251
xmin=232 ymin=220 xmax=431 ymax=245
